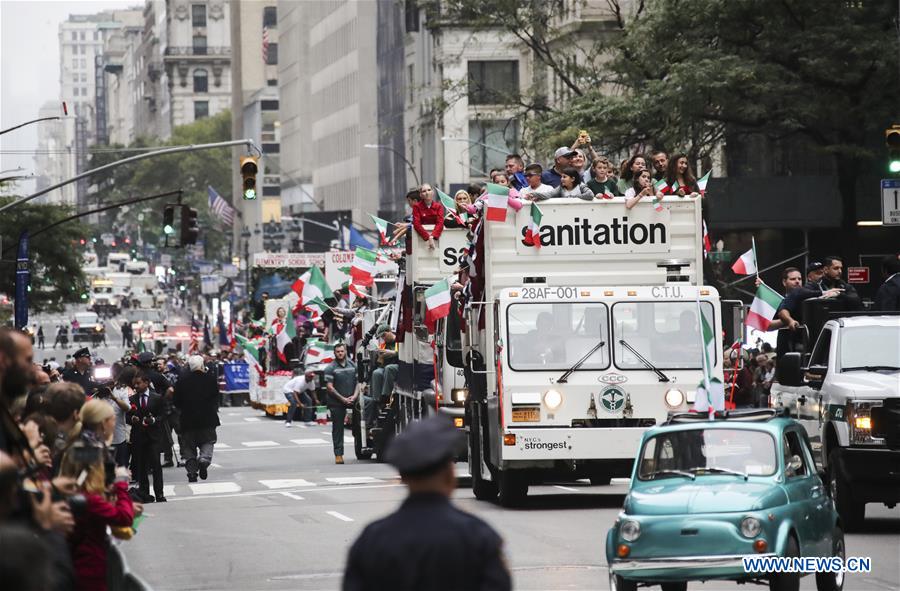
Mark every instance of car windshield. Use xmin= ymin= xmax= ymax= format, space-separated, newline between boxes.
xmin=840 ymin=326 xmax=900 ymax=371
xmin=613 ymin=301 xmax=715 ymax=370
xmin=506 ymin=302 xmax=610 ymax=371
xmin=638 ymin=428 xmax=777 ymax=480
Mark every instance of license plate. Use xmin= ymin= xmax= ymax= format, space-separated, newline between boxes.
xmin=512 ymin=407 xmax=540 ymax=422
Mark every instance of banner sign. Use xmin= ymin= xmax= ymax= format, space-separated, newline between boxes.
xmin=252 ymin=252 xmax=327 ymax=269
xmin=437 ymin=231 xmax=470 ymax=273
xmin=200 ymin=275 xmax=220 ymax=294
xmin=514 ymin=204 xmax=671 ymax=255
xmin=223 ymin=361 xmax=250 ymax=392
xmin=847 ymin=267 xmax=869 ymax=284
xmin=14 ymin=232 xmax=29 ymax=329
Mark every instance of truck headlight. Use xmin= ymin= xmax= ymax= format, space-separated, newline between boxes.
xmin=621 ymin=519 xmax=641 ymax=542
xmin=847 ymin=401 xmax=882 ymax=445
xmin=543 ymin=389 xmax=563 ymax=410
xmin=664 ymin=388 xmax=685 ymax=408
xmin=451 ymin=388 xmax=467 ymax=403
xmin=740 ymin=516 xmax=761 ymax=538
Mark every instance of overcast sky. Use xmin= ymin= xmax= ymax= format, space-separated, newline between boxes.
xmin=1 ymin=0 xmax=133 ymax=194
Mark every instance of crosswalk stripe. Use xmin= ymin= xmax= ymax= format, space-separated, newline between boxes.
xmin=290 ymin=438 xmax=329 ymax=445
xmin=241 ymin=440 xmax=279 ymax=447
xmin=188 ymin=482 xmax=241 ymax=494
xmin=260 ymin=479 xmax=317 ymax=489
xmin=280 ymin=492 xmax=305 ymax=501
xmin=326 ymin=510 xmax=354 ymax=522
xmin=326 ymin=476 xmax=382 ymax=485
xmin=244 ymin=417 xmax=262 ymax=422
xmin=162 ymin=485 xmax=176 ymax=498
xmin=216 ymin=443 xmax=231 ymax=449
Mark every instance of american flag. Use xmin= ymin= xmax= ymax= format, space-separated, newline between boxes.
xmin=207 ymin=186 xmax=235 ymax=226
xmin=262 ymin=26 xmax=269 ymax=63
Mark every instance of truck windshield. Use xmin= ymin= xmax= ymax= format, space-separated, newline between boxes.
xmin=612 ymin=301 xmax=715 ymax=370
xmin=506 ymin=302 xmax=610 ymax=371
xmin=840 ymin=326 xmax=900 ymax=371
xmin=638 ymin=428 xmax=777 ymax=480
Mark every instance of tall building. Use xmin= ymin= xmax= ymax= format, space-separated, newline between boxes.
xmin=32 ymin=102 xmax=73 ymax=206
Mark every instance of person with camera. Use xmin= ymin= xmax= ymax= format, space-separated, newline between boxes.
xmin=126 ymin=373 xmax=165 ymax=503
xmin=58 ymin=399 xmax=137 ymax=591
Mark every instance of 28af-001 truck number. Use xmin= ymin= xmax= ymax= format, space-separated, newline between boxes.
xmin=520 ymin=286 xmax=580 ymax=300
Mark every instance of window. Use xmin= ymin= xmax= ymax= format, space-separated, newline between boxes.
xmin=193 ymin=68 xmax=208 ymax=93
xmin=506 ymin=302 xmax=610 ymax=371
xmin=405 ymin=1 xmax=420 ymax=32
xmin=81 ymin=59 xmax=86 ymax=69
xmin=82 ymin=73 xmax=88 ymax=83
xmin=467 ymin=60 xmax=519 ymax=105
xmin=265 ymin=42 xmax=278 ymax=65
xmin=192 ymin=35 xmax=207 ymax=55
xmin=72 ymin=32 xmax=77 ymax=41
xmin=93 ymin=31 xmax=99 ymax=41
xmin=79 ymin=32 xmax=85 ymax=41
xmin=468 ymin=119 xmax=518 ymax=177
xmin=407 ymin=64 xmax=414 ymax=103
xmin=192 ymin=4 xmax=207 ymax=27
xmin=194 ymin=100 xmax=209 ymax=120
xmin=263 ymin=6 xmax=277 ymax=28
xmin=639 ymin=429 xmax=777 ymax=480
xmin=612 ymin=301 xmax=716 ymax=370
xmin=783 ymin=431 xmax=810 ymax=477
xmin=809 ymin=329 xmax=831 ymax=368
xmin=839 ymin=326 xmax=900 ymax=371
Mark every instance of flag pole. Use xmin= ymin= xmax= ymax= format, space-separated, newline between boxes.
xmin=751 ymin=236 xmax=759 ymax=281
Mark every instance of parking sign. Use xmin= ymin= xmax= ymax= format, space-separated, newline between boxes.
xmin=882 ymin=179 xmax=900 ymax=225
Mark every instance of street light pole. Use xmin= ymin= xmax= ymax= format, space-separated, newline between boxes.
xmin=0 ymin=116 xmax=61 ymax=137
xmin=363 ymin=143 xmax=420 ymax=186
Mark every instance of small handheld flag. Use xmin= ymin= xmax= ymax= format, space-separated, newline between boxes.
xmin=484 ymin=183 xmax=509 ymax=222
xmin=731 ymin=238 xmax=758 ymax=275
xmin=697 ymin=171 xmax=711 ymax=195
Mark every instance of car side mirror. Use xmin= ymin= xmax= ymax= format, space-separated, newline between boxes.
xmin=787 ymin=455 xmax=803 ymax=476
xmin=776 ymin=353 xmax=803 ymax=387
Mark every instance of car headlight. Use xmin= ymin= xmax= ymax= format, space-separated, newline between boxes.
xmin=621 ymin=519 xmax=641 ymax=542
xmin=740 ymin=516 xmax=761 ymax=538
xmin=664 ymin=388 xmax=685 ymax=408
xmin=543 ymin=389 xmax=563 ymax=410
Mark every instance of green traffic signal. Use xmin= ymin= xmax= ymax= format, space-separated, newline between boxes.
xmin=887 ymin=126 xmax=900 ymax=174
xmin=163 ymin=224 xmax=175 ymax=235
xmin=243 ymin=187 xmax=257 ymax=200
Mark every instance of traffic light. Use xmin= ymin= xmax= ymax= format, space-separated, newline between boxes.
xmin=180 ymin=205 xmax=199 ymax=245
xmin=887 ymin=125 xmax=900 ymax=174
xmin=163 ymin=205 xmax=176 ymax=235
xmin=240 ymin=156 xmax=258 ymax=200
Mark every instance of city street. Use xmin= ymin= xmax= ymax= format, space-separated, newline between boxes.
xmin=122 ymin=406 xmax=900 ymax=591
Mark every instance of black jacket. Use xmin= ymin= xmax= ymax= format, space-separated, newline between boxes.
xmin=173 ymin=370 xmax=221 ymax=431
xmin=343 ymin=492 xmax=510 ymax=591
xmin=127 ymin=391 xmax=166 ymax=445
xmin=874 ymin=273 xmax=900 ymax=311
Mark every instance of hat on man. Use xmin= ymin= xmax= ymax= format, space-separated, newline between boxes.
xmin=386 ymin=415 xmax=465 ymax=477
xmin=375 ymin=324 xmax=391 ymax=339
xmin=137 ymin=351 xmax=154 ymax=365
xmin=806 ymin=261 xmax=824 ymax=275
xmin=73 ymin=348 xmax=91 ymax=359
xmin=554 ymin=146 xmax=578 ymax=160
xmin=188 ymin=355 xmax=206 ymax=372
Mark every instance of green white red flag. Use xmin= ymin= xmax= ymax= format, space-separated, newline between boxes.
xmin=524 ymin=203 xmax=543 ymax=249
xmin=291 ymin=266 xmax=329 ymax=312
xmin=235 ymin=334 xmax=265 ymax=379
xmin=369 ymin=214 xmax=391 ymax=245
xmin=305 ymin=339 xmax=335 ymax=364
xmin=304 ymin=296 xmax=330 ymax=318
xmin=424 ymin=279 xmax=452 ymax=329
xmin=350 ymin=247 xmax=377 ymax=286
xmin=484 ymin=183 xmax=509 ymax=222
xmin=274 ymin=311 xmax=296 ymax=363
xmin=731 ymin=238 xmax=757 ymax=275
xmin=694 ymin=302 xmax=724 ymax=418
xmin=654 ymin=178 xmax=670 ymax=194
xmin=697 ymin=171 xmax=711 ymax=195
xmin=746 ymin=283 xmax=783 ymax=332
xmin=436 ymin=188 xmax=465 ymax=225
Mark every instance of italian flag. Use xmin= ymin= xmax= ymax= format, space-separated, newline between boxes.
xmin=697 ymin=171 xmax=711 ymax=195
xmin=436 ymin=188 xmax=465 ymax=225
xmin=348 ymin=283 xmax=368 ymax=302
xmin=370 ymin=214 xmax=391 ymax=245
xmin=654 ymin=178 xmax=671 ymax=194
xmin=424 ymin=279 xmax=452 ymax=328
xmin=670 ymin=180 xmax=681 ymax=195
xmin=702 ymin=220 xmax=711 ymax=259
xmin=306 ymin=340 xmax=335 ymax=364
xmin=350 ymin=247 xmax=377 ymax=286
xmin=291 ymin=266 xmax=329 ymax=311
xmin=305 ymin=296 xmax=330 ymax=318
xmin=484 ymin=183 xmax=509 ymax=222
xmin=731 ymin=240 xmax=757 ymax=275
xmin=524 ymin=203 xmax=543 ymax=249
xmin=274 ymin=311 xmax=296 ymax=363
xmin=235 ymin=334 xmax=264 ymax=375
xmin=694 ymin=304 xmax=724 ymax=418
xmin=746 ymin=283 xmax=783 ymax=332
xmin=599 ymin=187 xmax=614 ymax=199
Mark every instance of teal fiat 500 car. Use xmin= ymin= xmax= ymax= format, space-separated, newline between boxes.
xmin=606 ymin=409 xmax=845 ymax=591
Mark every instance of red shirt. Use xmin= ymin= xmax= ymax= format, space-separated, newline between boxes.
xmin=69 ymin=481 xmax=135 ymax=591
xmin=412 ymin=200 xmax=445 ymax=240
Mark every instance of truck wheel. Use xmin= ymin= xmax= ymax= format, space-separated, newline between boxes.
xmin=815 ymin=526 xmax=845 ymax=591
xmin=497 ymin=471 xmax=528 ymax=507
xmin=827 ymin=450 xmax=865 ymax=532
xmin=769 ymin=536 xmax=800 ymax=591
xmin=469 ymin=422 xmax=497 ymax=500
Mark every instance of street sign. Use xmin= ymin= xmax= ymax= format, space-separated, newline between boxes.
xmin=882 ymin=179 xmax=900 ymax=225
xmin=847 ymin=267 xmax=869 ymax=284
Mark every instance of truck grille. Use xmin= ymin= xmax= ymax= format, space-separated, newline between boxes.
xmin=571 ymin=418 xmax=656 ymax=428
xmin=871 ymin=400 xmax=900 ymax=449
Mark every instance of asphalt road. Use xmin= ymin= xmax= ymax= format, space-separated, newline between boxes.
xmin=120 ymin=406 xmax=900 ymax=591
xmin=30 ymin=305 xmax=129 ymax=365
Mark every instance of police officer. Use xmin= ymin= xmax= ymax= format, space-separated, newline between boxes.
xmin=323 ymin=342 xmax=358 ymax=464
xmin=61 ymin=348 xmax=98 ymax=395
xmin=343 ymin=416 xmax=511 ymax=591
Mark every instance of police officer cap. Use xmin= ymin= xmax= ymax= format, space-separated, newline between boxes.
xmin=73 ymin=348 xmax=91 ymax=359
xmin=806 ymin=261 xmax=824 ymax=274
xmin=375 ymin=324 xmax=390 ymax=338
xmin=386 ymin=415 xmax=464 ymax=476
xmin=137 ymin=351 xmax=154 ymax=365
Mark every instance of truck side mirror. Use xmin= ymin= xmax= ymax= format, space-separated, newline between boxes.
xmin=776 ymin=353 xmax=803 ymax=387
xmin=445 ymin=298 xmax=464 ymax=368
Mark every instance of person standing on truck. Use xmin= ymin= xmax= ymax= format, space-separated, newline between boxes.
xmin=775 ymin=262 xmax=843 ymax=356
xmin=323 ymin=343 xmax=359 ymax=464
xmin=370 ymin=325 xmax=399 ymax=404
xmin=818 ymin=255 xmax=861 ymax=310
xmin=343 ymin=416 xmax=511 ymax=591
xmin=874 ymin=255 xmax=900 ymax=311
xmin=412 ymin=183 xmax=444 ymax=250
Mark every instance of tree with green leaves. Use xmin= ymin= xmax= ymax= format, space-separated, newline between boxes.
xmin=0 ymin=198 xmax=89 ymax=313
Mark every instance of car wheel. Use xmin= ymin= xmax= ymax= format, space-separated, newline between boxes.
xmin=661 ymin=583 xmax=687 ymax=591
xmin=497 ymin=470 xmax=528 ymax=507
xmin=815 ymin=526 xmax=845 ymax=591
xmin=769 ymin=535 xmax=800 ymax=591
xmin=828 ymin=450 xmax=865 ymax=532
xmin=609 ymin=574 xmax=637 ymax=591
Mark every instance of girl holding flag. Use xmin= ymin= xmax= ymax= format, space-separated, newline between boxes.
xmin=665 ymin=153 xmax=700 ymax=197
